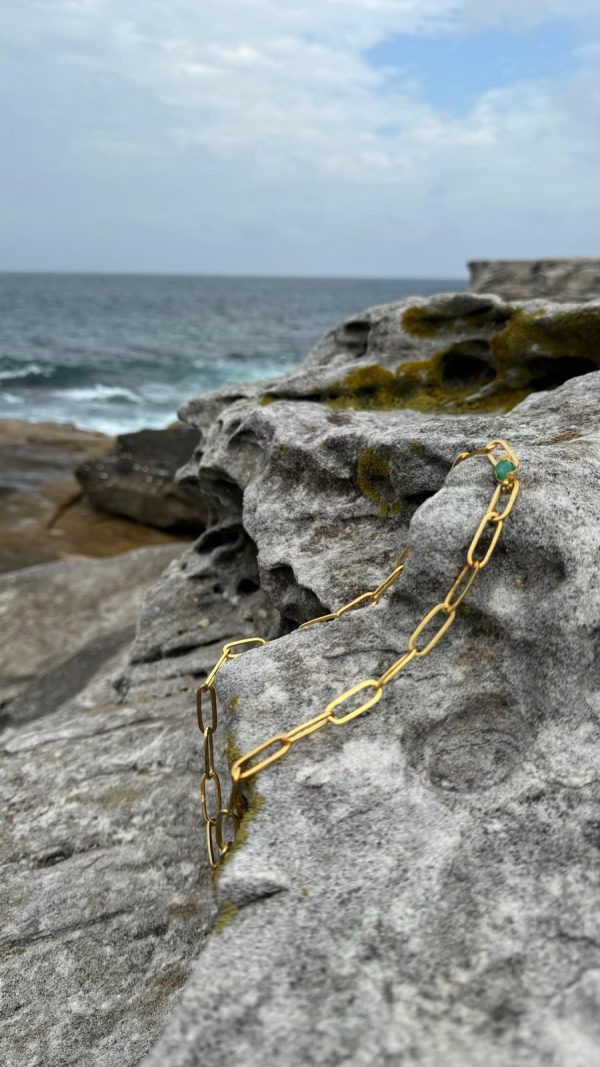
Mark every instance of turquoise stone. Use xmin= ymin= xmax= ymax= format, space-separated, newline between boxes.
xmin=495 ymin=459 xmax=516 ymax=481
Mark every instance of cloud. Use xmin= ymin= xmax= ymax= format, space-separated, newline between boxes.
xmin=0 ymin=0 xmax=598 ymax=273
xmin=460 ymin=0 xmax=599 ymax=27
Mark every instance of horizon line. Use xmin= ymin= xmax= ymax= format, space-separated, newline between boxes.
xmin=0 ymin=268 xmax=469 ymax=282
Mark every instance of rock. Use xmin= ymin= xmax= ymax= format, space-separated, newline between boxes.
xmin=146 ymin=295 xmax=600 ymax=1066
xmin=2 ymin=292 xmax=600 ymax=1067
xmin=0 ymin=673 xmax=213 ymax=1067
xmin=0 ymin=419 xmax=112 ymax=494
xmin=146 ymin=372 xmax=600 ymax=1067
xmin=75 ymin=426 xmax=207 ymax=533
xmin=0 ymin=544 xmax=185 ymax=724
xmin=179 ymin=292 xmax=600 ymax=424
xmin=0 ymin=546 xmax=275 ymax=1067
xmin=0 ymin=420 xmax=192 ymax=573
xmin=468 ymin=258 xmax=600 ymax=302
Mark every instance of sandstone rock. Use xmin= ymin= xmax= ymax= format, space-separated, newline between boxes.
xmin=0 ymin=419 xmax=111 ymax=494
xmin=2 ymin=292 xmax=600 ymax=1067
xmin=0 ymin=420 xmax=190 ymax=573
xmin=180 ymin=292 xmax=600 ymax=424
xmin=0 ymin=544 xmax=185 ymax=723
xmin=145 ymin=368 xmax=600 ymax=1067
xmin=75 ymin=426 xmax=207 ymax=532
xmin=0 ymin=542 xmax=276 ymax=1067
xmin=0 ymin=670 xmax=213 ymax=1067
xmin=468 ymin=258 xmax=600 ymax=302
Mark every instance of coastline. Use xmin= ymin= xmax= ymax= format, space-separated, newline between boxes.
xmin=0 ymin=417 xmax=192 ymax=573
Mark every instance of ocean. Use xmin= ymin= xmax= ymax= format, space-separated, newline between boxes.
xmin=0 ymin=273 xmax=464 ymax=434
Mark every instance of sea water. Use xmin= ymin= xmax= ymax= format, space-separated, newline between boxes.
xmin=0 ymin=273 xmax=464 ymax=433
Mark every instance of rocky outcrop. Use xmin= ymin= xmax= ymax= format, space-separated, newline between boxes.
xmin=468 ymin=258 xmax=600 ymax=302
xmin=0 ymin=544 xmax=185 ymax=726
xmin=0 ymin=419 xmax=111 ymax=494
xmin=2 ymin=292 xmax=600 ymax=1067
xmin=0 ymin=547 xmax=275 ymax=1067
xmin=75 ymin=426 xmax=207 ymax=533
xmin=180 ymin=291 xmax=600 ymax=421
xmin=0 ymin=420 xmax=191 ymax=572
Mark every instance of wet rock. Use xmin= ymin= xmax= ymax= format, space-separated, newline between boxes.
xmin=76 ymin=425 xmax=207 ymax=533
xmin=0 ymin=420 xmax=189 ymax=573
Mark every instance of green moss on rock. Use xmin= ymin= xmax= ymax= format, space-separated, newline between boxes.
xmin=409 ymin=441 xmax=425 ymax=457
xmin=329 ymin=362 xmax=432 ymax=411
xmin=401 ymin=305 xmax=446 ymax=338
xmin=214 ymin=900 xmax=238 ymax=934
xmin=322 ymin=303 xmax=600 ymax=416
xmin=401 ymin=303 xmax=512 ymax=338
xmin=356 ymin=447 xmax=403 ymax=517
xmin=220 ymin=727 xmax=266 ymax=870
xmin=491 ymin=307 xmax=600 ymax=365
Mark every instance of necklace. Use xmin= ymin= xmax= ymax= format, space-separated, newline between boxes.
xmin=195 ymin=438 xmax=520 ymax=873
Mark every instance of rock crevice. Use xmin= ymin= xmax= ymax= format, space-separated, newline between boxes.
xmin=2 ymin=291 xmax=600 ymax=1067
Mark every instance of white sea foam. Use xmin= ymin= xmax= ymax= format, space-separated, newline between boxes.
xmin=0 ymin=362 xmax=47 ymax=382
xmin=55 ymin=384 xmax=142 ymax=403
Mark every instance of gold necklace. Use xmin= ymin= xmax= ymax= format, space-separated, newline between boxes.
xmin=195 ymin=438 xmax=520 ymax=873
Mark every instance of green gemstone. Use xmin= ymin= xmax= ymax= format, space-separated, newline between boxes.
xmin=495 ymin=459 xmax=516 ymax=481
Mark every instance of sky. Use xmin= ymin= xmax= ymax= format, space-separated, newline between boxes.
xmin=0 ymin=0 xmax=598 ymax=277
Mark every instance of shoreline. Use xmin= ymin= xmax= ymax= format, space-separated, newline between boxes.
xmin=0 ymin=417 xmax=194 ymax=573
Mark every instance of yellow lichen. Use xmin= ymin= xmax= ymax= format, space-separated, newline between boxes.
xmin=401 ymin=305 xmax=446 ymax=338
xmin=218 ymin=728 xmax=267 ymax=871
xmin=401 ymin=303 xmax=512 ymax=338
xmin=329 ymin=362 xmax=430 ymax=411
xmin=214 ymin=899 xmax=238 ymax=934
xmin=226 ymin=728 xmax=242 ymax=768
xmin=323 ymin=302 xmax=600 ymax=416
xmin=227 ymin=791 xmax=266 ymax=853
xmin=549 ymin=431 xmax=582 ymax=444
xmin=491 ymin=307 xmax=600 ymax=364
xmin=228 ymin=695 xmax=239 ymax=714
xmin=356 ymin=447 xmax=403 ymax=517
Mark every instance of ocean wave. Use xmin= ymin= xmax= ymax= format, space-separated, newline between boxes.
xmin=0 ymin=361 xmax=48 ymax=382
xmin=0 ymin=360 xmax=92 ymax=388
xmin=57 ymin=384 xmax=142 ymax=404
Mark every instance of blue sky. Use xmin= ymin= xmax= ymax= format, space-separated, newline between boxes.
xmin=367 ymin=19 xmax=588 ymax=115
xmin=0 ymin=0 xmax=598 ymax=277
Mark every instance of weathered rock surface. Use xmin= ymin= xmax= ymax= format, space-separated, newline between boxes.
xmin=468 ymin=258 xmax=600 ymax=302
xmin=0 ymin=420 xmax=190 ymax=573
xmin=2 ymin=292 xmax=600 ymax=1067
xmin=0 ymin=542 xmax=277 ymax=1067
xmin=0 ymin=419 xmax=111 ymax=494
xmin=180 ymin=291 xmax=600 ymax=420
xmin=0 ymin=544 xmax=185 ymax=724
xmin=76 ymin=426 xmax=207 ymax=532
xmin=143 ymin=353 xmax=600 ymax=1067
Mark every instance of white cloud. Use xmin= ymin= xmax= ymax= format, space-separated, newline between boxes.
xmin=0 ymin=0 xmax=598 ymax=273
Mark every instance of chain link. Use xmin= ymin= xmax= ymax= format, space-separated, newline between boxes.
xmin=195 ymin=439 xmax=520 ymax=872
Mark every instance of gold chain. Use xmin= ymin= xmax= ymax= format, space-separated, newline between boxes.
xmin=195 ymin=439 xmax=520 ymax=873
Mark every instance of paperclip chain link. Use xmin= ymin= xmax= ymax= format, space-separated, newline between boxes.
xmin=195 ymin=439 xmax=520 ymax=872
